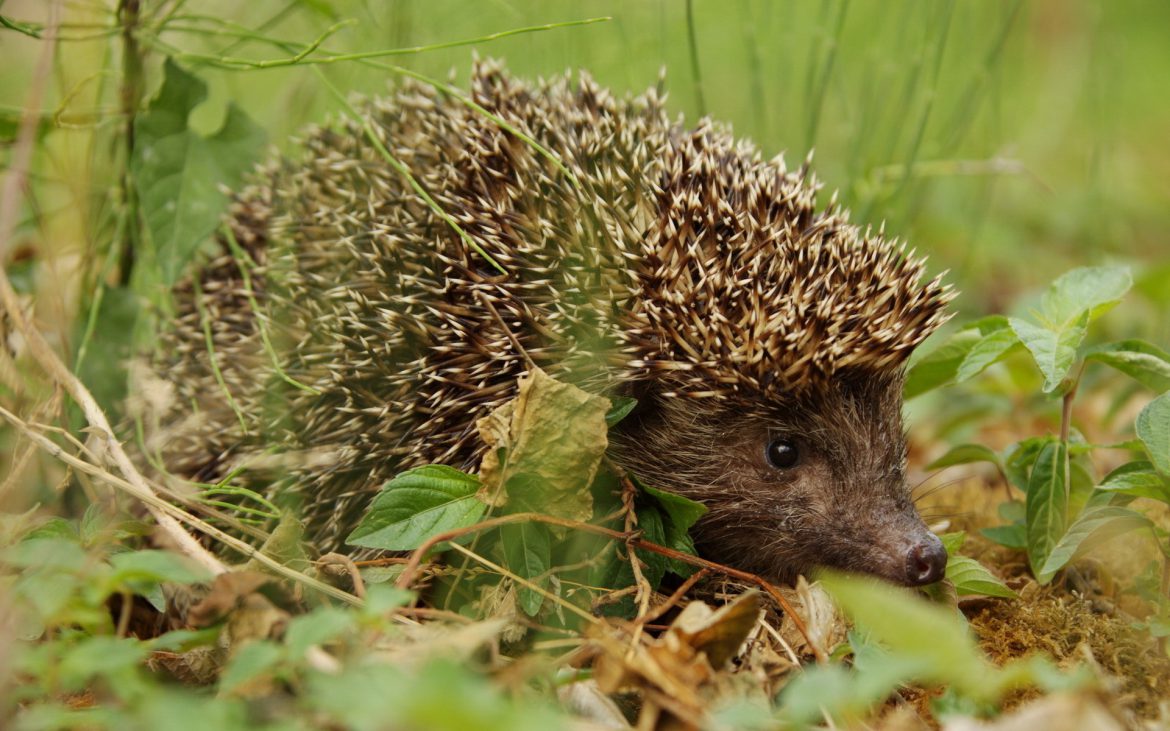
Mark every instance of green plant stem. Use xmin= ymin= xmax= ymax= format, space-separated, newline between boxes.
xmin=685 ymin=0 xmax=706 ymax=117
xmin=117 ymin=0 xmax=144 ymax=285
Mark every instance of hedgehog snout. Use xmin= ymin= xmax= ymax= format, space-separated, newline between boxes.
xmin=904 ymin=532 xmax=947 ymax=586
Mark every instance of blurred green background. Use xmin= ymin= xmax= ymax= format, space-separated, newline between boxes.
xmin=1 ymin=0 xmax=1167 ymax=429
xmin=3 ymin=0 xmax=1167 ymax=324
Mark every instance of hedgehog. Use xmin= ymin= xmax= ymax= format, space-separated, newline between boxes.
xmin=145 ymin=60 xmax=954 ymax=588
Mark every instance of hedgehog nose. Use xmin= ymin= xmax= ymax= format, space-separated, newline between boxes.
xmin=905 ymin=534 xmax=947 ymax=586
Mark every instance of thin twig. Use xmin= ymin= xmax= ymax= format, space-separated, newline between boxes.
xmin=393 ymin=511 xmax=814 ymax=647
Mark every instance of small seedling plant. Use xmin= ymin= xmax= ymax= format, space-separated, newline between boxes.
xmin=909 ymin=266 xmax=1170 ymax=631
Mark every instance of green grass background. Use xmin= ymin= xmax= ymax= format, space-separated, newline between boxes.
xmin=1 ymin=0 xmax=1167 ymax=400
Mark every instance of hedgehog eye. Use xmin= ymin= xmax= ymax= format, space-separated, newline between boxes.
xmin=765 ymin=438 xmax=800 ymax=469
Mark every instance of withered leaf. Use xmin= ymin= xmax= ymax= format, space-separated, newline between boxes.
xmin=476 ymin=367 xmax=609 ymax=523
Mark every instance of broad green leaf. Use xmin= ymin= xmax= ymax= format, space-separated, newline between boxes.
xmin=820 ymin=572 xmax=995 ymax=695
xmin=980 ymin=524 xmax=1027 ymax=550
xmin=476 ymin=367 xmax=609 ymax=522
xmin=1026 ymin=441 xmax=1067 ymax=582
xmin=501 ymin=520 xmax=551 ymax=616
xmin=1136 ymin=392 xmax=1170 ymax=475
xmin=1037 ymin=506 xmax=1153 ymax=582
xmin=927 ymin=443 xmax=1003 ymax=472
xmin=132 ymin=59 xmax=266 ymax=285
xmin=1085 ymin=339 xmax=1170 ymax=393
xmin=955 ymin=328 xmax=1021 ymax=382
xmin=108 ymin=549 xmax=212 ymax=586
xmin=604 ymin=396 xmax=637 ymax=427
xmin=1040 ymin=266 xmax=1132 ymax=327
xmin=1009 ymin=313 xmax=1088 ymax=392
xmin=1004 ymin=438 xmax=1049 ymax=492
xmin=346 ymin=465 xmax=486 ymax=550
xmin=1097 ymin=461 xmax=1170 ymax=503
xmin=946 ymin=554 xmax=1017 ymax=598
xmin=904 ymin=329 xmax=982 ymax=398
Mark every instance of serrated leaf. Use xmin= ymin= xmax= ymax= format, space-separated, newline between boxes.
xmin=927 ymin=443 xmax=1004 ymax=472
xmin=635 ymin=503 xmax=669 ymax=588
xmin=1026 ymin=441 xmax=1067 ymax=582
xmin=1041 ymin=266 xmax=1132 ymax=327
xmin=1010 ymin=313 xmax=1088 ymax=392
xmin=501 ymin=520 xmax=551 ymax=616
xmin=346 ymin=465 xmax=486 ymax=550
xmin=1085 ymin=339 xmax=1170 ymax=393
xmin=946 ymin=554 xmax=1017 ymax=598
xmin=955 ymin=328 xmax=1021 ymax=382
xmin=1037 ymin=505 xmax=1153 ymax=582
xmin=1137 ymin=392 xmax=1170 ymax=475
xmin=1097 ymin=461 xmax=1170 ymax=503
xmin=132 ymin=58 xmax=266 ymax=285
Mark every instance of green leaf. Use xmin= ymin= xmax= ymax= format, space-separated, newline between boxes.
xmin=1026 ymin=441 xmax=1067 ymax=582
xmin=955 ymin=328 xmax=1021 ymax=382
xmin=1137 ymin=392 xmax=1170 ymax=475
xmin=501 ymin=520 xmax=551 ymax=616
xmin=927 ymin=443 xmax=1003 ymax=472
xmin=946 ymin=554 xmax=1017 ymax=598
xmin=58 ymin=636 xmax=148 ymax=692
xmin=132 ymin=58 xmax=266 ymax=285
xmin=1009 ymin=313 xmax=1088 ymax=393
xmin=980 ymin=524 xmax=1027 ymax=550
xmin=346 ymin=465 xmax=487 ymax=550
xmin=285 ymin=607 xmax=355 ymax=659
xmin=1085 ymin=339 xmax=1170 ymax=393
xmin=640 ymin=482 xmax=707 ymax=533
xmin=634 ymin=503 xmax=669 ymax=588
xmin=219 ymin=640 xmax=283 ymax=695
xmin=1037 ymin=506 xmax=1153 ymax=582
xmin=604 ymin=396 xmax=638 ymax=427
xmin=1097 ymin=461 xmax=1170 ymax=503
xmin=108 ymin=549 xmax=212 ymax=586
xmin=819 ymin=572 xmax=995 ymax=695
xmin=1003 ymin=438 xmax=1048 ymax=492
xmin=1040 ymin=266 xmax=1132 ymax=327
xmin=904 ymin=329 xmax=982 ymax=398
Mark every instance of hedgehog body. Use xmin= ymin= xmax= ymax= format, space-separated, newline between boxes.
xmin=149 ymin=62 xmax=952 ymax=586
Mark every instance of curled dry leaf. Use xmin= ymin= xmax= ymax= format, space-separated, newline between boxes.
xmin=476 ymin=367 xmax=610 ymax=522
xmin=592 ymin=591 xmax=762 ymax=729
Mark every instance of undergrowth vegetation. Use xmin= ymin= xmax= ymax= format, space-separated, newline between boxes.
xmin=1 ymin=1 xmax=1168 ymax=730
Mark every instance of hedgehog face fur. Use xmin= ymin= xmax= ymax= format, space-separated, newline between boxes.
xmin=150 ymin=60 xmax=954 ymax=588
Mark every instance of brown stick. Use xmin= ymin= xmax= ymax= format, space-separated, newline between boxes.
xmin=0 ymin=4 xmax=224 ymax=577
xmin=392 ymin=511 xmax=813 ymax=646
